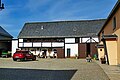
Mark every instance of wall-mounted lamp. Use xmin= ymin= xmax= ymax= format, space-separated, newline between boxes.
xmin=0 ymin=0 xmax=4 ymax=11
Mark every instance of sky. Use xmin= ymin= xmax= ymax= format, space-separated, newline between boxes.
xmin=0 ymin=0 xmax=118 ymax=38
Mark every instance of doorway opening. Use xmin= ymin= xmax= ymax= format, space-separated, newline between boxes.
xmin=67 ymin=48 xmax=71 ymax=58
xmin=86 ymin=43 xmax=90 ymax=57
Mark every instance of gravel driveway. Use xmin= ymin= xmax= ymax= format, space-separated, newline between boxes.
xmin=0 ymin=58 xmax=109 ymax=80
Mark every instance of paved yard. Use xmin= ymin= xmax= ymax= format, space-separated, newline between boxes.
xmin=0 ymin=58 xmax=109 ymax=80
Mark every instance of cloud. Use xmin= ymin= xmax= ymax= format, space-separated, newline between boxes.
xmin=51 ymin=15 xmax=90 ymax=22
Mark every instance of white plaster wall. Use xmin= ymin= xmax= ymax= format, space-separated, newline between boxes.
xmin=79 ymin=38 xmax=82 ymax=43
xmin=24 ymin=42 xmax=32 ymax=47
xmin=52 ymin=42 xmax=64 ymax=47
xmin=19 ymin=43 xmax=23 ymax=47
xmin=92 ymin=38 xmax=99 ymax=42
xmin=33 ymin=42 xmax=41 ymax=47
xmin=42 ymin=42 xmax=51 ymax=47
xmin=65 ymin=38 xmax=75 ymax=43
xmin=82 ymin=38 xmax=90 ymax=43
xmin=65 ymin=44 xmax=78 ymax=57
xmin=12 ymin=40 xmax=18 ymax=56
xmin=19 ymin=39 xmax=23 ymax=42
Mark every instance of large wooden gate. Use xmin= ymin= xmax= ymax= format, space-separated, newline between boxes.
xmin=78 ymin=43 xmax=86 ymax=58
xmin=54 ymin=48 xmax=64 ymax=58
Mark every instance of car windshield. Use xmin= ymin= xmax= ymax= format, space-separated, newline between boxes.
xmin=15 ymin=51 xmax=29 ymax=54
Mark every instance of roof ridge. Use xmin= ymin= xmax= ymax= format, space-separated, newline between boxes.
xmin=25 ymin=19 xmax=106 ymax=24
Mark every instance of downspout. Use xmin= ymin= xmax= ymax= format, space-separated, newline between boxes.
xmin=103 ymin=39 xmax=109 ymax=65
xmin=64 ymin=38 xmax=65 ymax=58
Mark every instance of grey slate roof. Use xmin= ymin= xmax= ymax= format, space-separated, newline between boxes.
xmin=18 ymin=19 xmax=106 ymax=38
xmin=0 ymin=26 xmax=13 ymax=40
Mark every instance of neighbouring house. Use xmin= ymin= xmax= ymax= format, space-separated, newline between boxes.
xmin=12 ymin=19 xmax=105 ymax=58
xmin=98 ymin=0 xmax=120 ymax=65
xmin=0 ymin=26 xmax=13 ymax=56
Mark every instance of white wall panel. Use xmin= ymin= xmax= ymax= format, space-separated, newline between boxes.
xmin=92 ymin=38 xmax=99 ymax=42
xmin=79 ymin=38 xmax=82 ymax=43
xmin=19 ymin=43 xmax=23 ymax=47
xmin=24 ymin=42 xmax=32 ymax=47
xmin=33 ymin=42 xmax=41 ymax=47
xmin=42 ymin=42 xmax=51 ymax=47
xmin=82 ymin=38 xmax=90 ymax=43
xmin=19 ymin=39 xmax=23 ymax=42
xmin=12 ymin=40 xmax=18 ymax=56
xmin=52 ymin=42 xmax=64 ymax=47
xmin=65 ymin=38 xmax=75 ymax=43
xmin=65 ymin=44 xmax=78 ymax=57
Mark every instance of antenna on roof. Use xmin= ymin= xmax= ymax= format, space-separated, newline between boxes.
xmin=0 ymin=0 xmax=4 ymax=11
xmin=41 ymin=26 xmax=44 ymax=30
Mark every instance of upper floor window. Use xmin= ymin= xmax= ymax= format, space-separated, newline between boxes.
xmin=23 ymin=39 xmax=27 ymax=42
xmin=75 ymin=38 xmax=79 ymax=43
xmin=113 ymin=17 xmax=116 ymax=30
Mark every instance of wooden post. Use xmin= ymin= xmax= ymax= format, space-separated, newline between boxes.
xmin=103 ymin=39 xmax=109 ymax=65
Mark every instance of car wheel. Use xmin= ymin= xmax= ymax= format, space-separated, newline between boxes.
xmin=32 ymin=56 xmax=36 ymax=61
xmin=13 ymin=58 xmax=17 ymax=61
xmin=6 ymin=55 xmax=8 ymax=58
xmin=24 ymin=57 xmax=27 ymax=61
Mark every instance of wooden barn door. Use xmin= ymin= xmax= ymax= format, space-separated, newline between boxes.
xmin=90 ymin=43 xmax=98 ymax=58
xmin=78 ymin=43 xmax=86 ymax=58
xmin=54 ymin=48 xmax=65 ymax=58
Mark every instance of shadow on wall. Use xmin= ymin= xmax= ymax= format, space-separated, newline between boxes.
xmin=0 ymin=68 xmax=77 ymax=80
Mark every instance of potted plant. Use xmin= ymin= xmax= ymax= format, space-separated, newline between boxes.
xmin=100 ymin=57 xmax=106 ymax=64
xmin=75 ymin=54 xmax=78 ymax=59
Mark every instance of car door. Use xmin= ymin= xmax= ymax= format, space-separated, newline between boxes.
xmin=26 ymin=51 xmax=33 ymax=59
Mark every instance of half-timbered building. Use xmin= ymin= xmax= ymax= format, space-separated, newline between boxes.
xmin=13 ymin=19 xmax=105 ymax=58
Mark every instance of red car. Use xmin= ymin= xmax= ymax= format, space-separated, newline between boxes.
xmin=13 ymin=51 xmax=36 ymax=61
